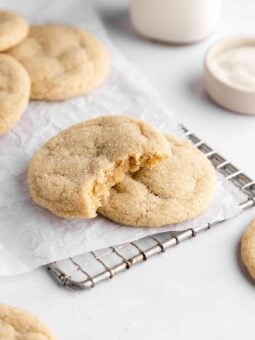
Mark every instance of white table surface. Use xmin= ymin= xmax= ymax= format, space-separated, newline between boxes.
xmin=1 ymin=1 xmax=255 ymax=339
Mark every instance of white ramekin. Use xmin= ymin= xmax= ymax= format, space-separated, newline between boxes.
xmin=205 ymin=37 xmax=255 ymax=115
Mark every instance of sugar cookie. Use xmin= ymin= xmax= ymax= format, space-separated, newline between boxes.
xmin=99 ymin=135 xmax=216 ymax=227
xmin=8 ymin=24 xmax=110 ymax=100
xmin=28 ymin=115 xmax=171 ymax=218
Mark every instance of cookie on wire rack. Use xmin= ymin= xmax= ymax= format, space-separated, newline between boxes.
xmin=99 ymin=135 xmax=216 ymax=227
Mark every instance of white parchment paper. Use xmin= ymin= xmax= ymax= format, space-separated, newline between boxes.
xmin=0 ymin=0 xmax=241 ymax=275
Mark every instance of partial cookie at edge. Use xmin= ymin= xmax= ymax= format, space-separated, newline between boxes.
xmin=241 ymin=219 xmax=255 ymax=280
xmin=0 ymin=304 xmax=56 ymax=340
xmin=0 ymin=54 xmax=30 ymax=135
xmin=0 ymin=11 xmax=28 ymax=51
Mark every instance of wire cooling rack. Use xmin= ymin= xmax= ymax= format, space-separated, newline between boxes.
xmin=48 ymin=125 xmax=255 ymax=290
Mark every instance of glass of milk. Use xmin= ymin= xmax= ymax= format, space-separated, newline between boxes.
xmin=130 ymin=0 xmax=222 ymax=44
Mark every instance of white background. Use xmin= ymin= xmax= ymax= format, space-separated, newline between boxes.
xmin=1 ymin=0 xmax=255 ymax=339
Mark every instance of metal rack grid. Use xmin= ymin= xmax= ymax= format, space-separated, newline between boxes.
xmin=48 ymin=125 xmax=255 ymax=290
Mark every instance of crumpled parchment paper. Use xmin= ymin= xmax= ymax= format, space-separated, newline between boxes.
xmin=0 ymin=0 xmax=242 ymax=275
